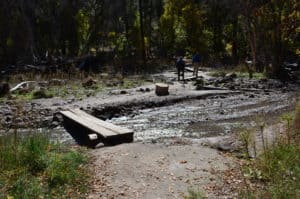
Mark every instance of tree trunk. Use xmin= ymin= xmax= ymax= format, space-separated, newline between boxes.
xmin=138 ymin=0 xmax=146 ymax=68
xmin=232 ymin=14 xmax=238 ymax=65
xmin=272 ymin=8 xmax=284 ymax=79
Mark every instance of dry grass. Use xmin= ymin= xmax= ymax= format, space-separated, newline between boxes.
xmin=293 ymin=102 xmax=300 ymax=131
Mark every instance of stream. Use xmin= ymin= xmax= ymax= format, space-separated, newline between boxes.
xmin=108 ymin=91 xmax=297 ymax=141
xmin=3 ymin=83 xmax=298 ymax=145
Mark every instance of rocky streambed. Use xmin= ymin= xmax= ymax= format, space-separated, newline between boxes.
xmin=109 ymin=90 xmax=298 ymax=141
xmin=0 ymin=70 xmax=299 ymax=146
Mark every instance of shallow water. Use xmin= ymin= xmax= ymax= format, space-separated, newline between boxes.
xmin=14 ymin=90 xmax=296 ymax=144
xmin=108 ymin=91 xmax=297 ymax=141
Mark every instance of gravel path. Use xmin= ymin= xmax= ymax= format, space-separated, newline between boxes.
xmin=87 ymin=142 xmax=237 ymax=199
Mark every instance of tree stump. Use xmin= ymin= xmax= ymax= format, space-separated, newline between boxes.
xmin=155 ymin=83 xmax=169 ymax=96
xmin=0 ymin=83 xmax=10 ymax=97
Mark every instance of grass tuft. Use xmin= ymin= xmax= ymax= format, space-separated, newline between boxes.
xmin=185 ymin=189 xmax=205 ymax=199
xmin=0 ymin=133 xmax=89 ymax=198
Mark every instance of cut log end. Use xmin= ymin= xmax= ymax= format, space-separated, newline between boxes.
xmin=155 ymin=83 xmax=169 ymax=96
xmin=88 ymin=134 xmax=98 ymax=141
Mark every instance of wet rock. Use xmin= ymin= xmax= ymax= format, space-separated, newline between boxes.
xmin=53 ymin=113 xmax=63 ymax=123
xmin=120 ymin=90 xmax=127 ymax=94
xmin=15 ymin=117 xmax=23 ymax=123
xmin=225 ymin=72 xmax=237 ymax=79
xmin=145 ymin=88 xmax=150 ymax=92
xmin=5 ymin=116 xmax=12 ymax=122
xmin=50 ymin=121 xmax=60 ymax=128
xmin=229 ymin=85 xmax=235 ymax=90
xmin=194 ymin=79 xmax=205 ymax=90
xmin=220 ymin=110 xmax=226 ymax=115
xmin=0 ymin=108 xmax=12 ymax=116
xmin=31 ymin=102 xmax=39 ymax=107
xmin=67 ymin=98 xmax=75 ymax=104
xmin=215 ymin=73 xmax=237 ymax=84
xmin=203 ymin=136 xmax=237 ymax=152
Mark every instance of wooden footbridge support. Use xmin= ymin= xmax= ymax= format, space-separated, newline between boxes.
xmin=60 ymin=109 xmax=134 ymax=148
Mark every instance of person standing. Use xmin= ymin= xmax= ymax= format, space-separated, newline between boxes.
xmin=192 ymin=53 xmax=201 ymax=77
xmin=176 ymin=57 xmax=185 ymax=81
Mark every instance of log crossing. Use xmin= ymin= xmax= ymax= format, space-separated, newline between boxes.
xmin=60 ymin=109 xmax=134 ymax=147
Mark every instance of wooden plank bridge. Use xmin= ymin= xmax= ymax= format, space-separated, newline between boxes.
xmin=60 ymin=109 xmax=134 ymax=147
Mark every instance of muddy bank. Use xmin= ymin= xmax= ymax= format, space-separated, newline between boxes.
xmin=91 ymin=90 xmax=237 ymax=120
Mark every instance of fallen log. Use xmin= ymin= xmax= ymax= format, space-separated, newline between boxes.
xmin=10 ymin=81 xmax=37 ymax=93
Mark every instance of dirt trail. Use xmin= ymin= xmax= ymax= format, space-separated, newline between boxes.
xmin=88 ymin=142 xmax=237 ymax=199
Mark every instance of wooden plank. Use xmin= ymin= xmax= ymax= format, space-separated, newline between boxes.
xmin=70 ymin=109 xmax=133 ymax=134
xmin=185 ymin=76 xmax=197 ymax=81
xmin=60 ymin=111 xmax=117 ymax=138
xmin=88 ymin=134 xmax=98 ymax=140
xmin=185 ymin=67 xmax=194 ymax=72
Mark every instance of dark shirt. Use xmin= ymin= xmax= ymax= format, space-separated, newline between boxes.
xmin=192 ymin=54 xmax=201 ymax=63
xmin=176 ymin=58 xmax=185 ymax=70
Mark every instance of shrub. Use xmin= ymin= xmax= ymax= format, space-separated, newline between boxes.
xmin=32 ymin=89 xmax=53 ymax=99
xmin=239 ymin=102 xmax=300 ymax=198
xmin=257 ymin=143 xmax=300 ymax=199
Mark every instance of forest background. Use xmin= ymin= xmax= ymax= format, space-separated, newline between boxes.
xmin=0 ymin=0 xmax=299 ymax=78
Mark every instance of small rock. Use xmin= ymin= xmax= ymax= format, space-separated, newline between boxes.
xmin=51 ymin=121 xmax=59 ymax=127
xmin=53 ymin=113 xmax=63 ymax=122
xmin=5 ymin=116 xmax=12 ymax=122
xmin=82 ymin=77 xmax=97 ymax=88
xmin=120 ymin=90 xmax=127 ymax=94
xmin=180 ymin=160 xmax=187 ymax=164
